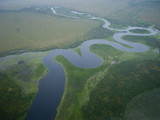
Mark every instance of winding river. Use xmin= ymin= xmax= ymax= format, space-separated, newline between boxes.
xmin=3 ymin=7 xmax=159 ymax=120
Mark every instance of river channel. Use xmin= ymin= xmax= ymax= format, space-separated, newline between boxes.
xmin=1 ymin=7 xmax=159 ymax=120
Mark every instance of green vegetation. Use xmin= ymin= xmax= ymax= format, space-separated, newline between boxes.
xmin=55 ymin=41 xmax=160 ymax=120
xmin=82 ymin=58 xmax=160 ymax=120
xmin=122 ymin=35 xmax=160 ymax=49
xmin=90 ymin=44 xmax=124 ymax=62
xmin=64 ymin=23 xmax=114 ymax=49
xmin=0 ymin=1 xmax=160 ymax=55
xmin=55 ymin=55 xmax=109 ymax=120
xmin=0 ymin=11 xmax=99 ymax=54
xmin=85 ymin=24 xmax=114 ymax=40
xmin=0 ymin=72 xmax=34 ymax=120
xmin=73 ymin=47 xmax=81 ymax=56
xmin=0 ymin=2 xmax=160 ymax=120
xmin=104 ymin=36 xmax=133 ymax=48
xmin=0 ymin=52 xmax=48 ymax=120
xmin=108 ymin=18 xmax=128 ymax=29
xmin=124 ymin=89 xmax=160 ymax=120
xmin=129 ymin=29 xmax=150 ymax=34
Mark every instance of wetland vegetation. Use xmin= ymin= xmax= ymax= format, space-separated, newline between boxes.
xmin=55 ymin=44 xmax=160 ymax=120
xmin=0 ymin=52 xmax=48 ymax=120
xmin=0 ymin=0 xmax=160 ymax=120
xmin=122 ymin=35 xmax=160 ymax=49
xmin=129 ymin=29 xmax=151 ymax=34
xmin=0 ymin=9 xmax=99 ymax=55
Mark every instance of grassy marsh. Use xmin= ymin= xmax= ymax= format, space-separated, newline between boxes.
xmin=129 ymin=29 xmax=151 ymax=34
xmin=55 ymin=41 xmax=160 ymax=120
xmin=122 ymin=35 xmax=160 ymax=49
xmin=0 ymin=52 xmax=49 ymax=119
xmin=0 ymin=2 xmax=160 ymax=120
xmin=0 ymin=11 xmax=99 ymax=54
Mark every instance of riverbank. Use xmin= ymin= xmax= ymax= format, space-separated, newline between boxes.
xmin=0 ymin=52 xmax=49 ymax=120
xmin=55 ymin=44 xmax=160 ymax=120
xmin=0 ymin=6 xmax=160 ymax=120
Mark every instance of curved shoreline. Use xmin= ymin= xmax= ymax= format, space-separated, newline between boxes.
xmin=0 ymin=7 xmax=159 ymax=120
xmin=25 ymin=8 xmax=159 ymax=120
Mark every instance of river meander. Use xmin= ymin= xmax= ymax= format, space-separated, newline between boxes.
xmin=25 ymin=8 xmax=159 ymax=120
xmin=0 ymin=7 xmax=159 ymax=120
